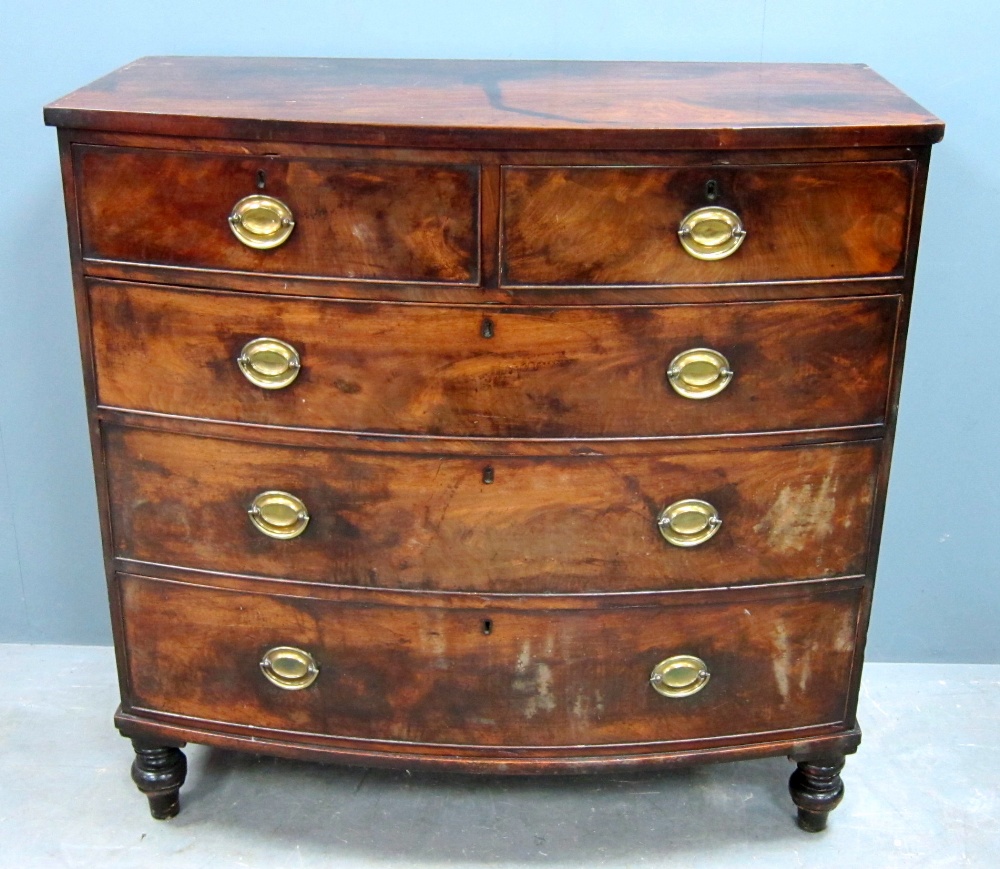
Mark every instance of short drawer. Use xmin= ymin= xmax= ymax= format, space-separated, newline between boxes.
xmin=502 ymin=161 xmax=914 ymax=285
xmin=74 ymin=146 xmax=479 ymax=283
xmin=119 ymin=573 xmax=861 ymax=749
xmin=90 ymin=280 xmax=898 ymax=438
xmin=106 ymin=426 xmax=878 ymax=592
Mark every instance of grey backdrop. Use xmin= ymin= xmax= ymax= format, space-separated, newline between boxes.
xmin=1 ymin=1 xmax=997 ymax=662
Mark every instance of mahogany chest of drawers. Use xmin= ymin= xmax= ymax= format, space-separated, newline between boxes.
xmin=45 ymin=58 xmax=943 ymax=832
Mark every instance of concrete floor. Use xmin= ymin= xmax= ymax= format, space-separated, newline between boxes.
xmin=0 ymin=646 xmax=997 ymax=868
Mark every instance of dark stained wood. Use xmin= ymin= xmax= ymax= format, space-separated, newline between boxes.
xmin=789 ymin=756 xmax=847 ymax=832
xmin=96 ymin=405 xmax=886 ymax=457
xmin=44 ymin=58 xmax=944 ymax=150
xmin=116 ymin=703 xmax=860 ymax=773
xmin=105 ymin=425 xmax=879 ymax=592
xmin=76 ymin=146 xmax=479 ymax=283
xmin=89 ymin=281 xmax=899 ymax=438
xmin=130 ymin=740 xmax=187 ymax=820
xmin=503 ymin=162 xmax=913 ymax=285
xmin=118 ymin=572 xmax=862 ymax=749
xmin=48 ymin=59 xmax=943 ymax=826
xmin=89 ymin=280 xmax=899 ymax=439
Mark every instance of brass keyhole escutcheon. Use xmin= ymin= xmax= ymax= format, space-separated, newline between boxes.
xmin=229 ymin=194 xmax=295 ymax=249
xmin=657 ymin=498 xmax=722 ymax=547
xmin=248 ymin=490 xmax=310 ymax=540
xmin=260 ymin=646 xmax=319 ymax=690
xmin=667 ymin=348 xmax=733 ymax=400
xmin=238 ymin=337 xmax=302 ymax=390
xmin=650 ymin=655 xmax=711 ymax=698
xmin=678 ymin=206 xmax=746 ymax=260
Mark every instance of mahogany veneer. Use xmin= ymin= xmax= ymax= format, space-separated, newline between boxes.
xmin=46 ymin=57 xmax=942 ymax=834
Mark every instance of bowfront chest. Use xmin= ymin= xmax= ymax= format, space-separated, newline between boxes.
xmin=45 ymin=58 xmax=943 ymax=832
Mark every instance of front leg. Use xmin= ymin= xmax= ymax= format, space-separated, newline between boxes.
xmin=788 ymin=755 xmax=845 ymax=832
xmin=130 ymin=739 xmax=187 ymax=819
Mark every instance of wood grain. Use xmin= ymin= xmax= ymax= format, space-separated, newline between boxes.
xmin=502 ymin=162 xmax=913 ymax=285
xmin=90 ymin=280 xmax=899 ymax=438
xmin=119 ymin=572 xmax=861 ymax=748
xmin=75 ymin=146 xmax=479 ymax=283
xmin=45 ymin=58 xmax=944 ymax=150
xmin=105 ymin=425 xmax=879 ymax=592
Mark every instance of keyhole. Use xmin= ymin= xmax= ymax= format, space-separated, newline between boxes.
xmin=482 ymin=466 xmax=495 ymax=485
xmin=481 ymin=318 xmax=495 ymax=339
xmin=256 ymin=170 xmax=266 ymax=189
xmin=705 ymin=179 xmax=720 ymax=201
xmin=482 ymin=619 xmax=493 ymax=635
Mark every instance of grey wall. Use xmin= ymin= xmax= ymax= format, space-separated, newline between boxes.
xmin=1 ymin=1 xmax=997 ymax=662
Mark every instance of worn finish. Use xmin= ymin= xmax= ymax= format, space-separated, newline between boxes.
xmin=118 ymin=572 xmax=862 ymax=749
xmin=105 ymin=425 xmax=879 ymax=592
xmin=46 ymin=59 xmax=941 ymax=826
xmin=89 ymin=280 xmax=900 ymax=439
xmin=76 ymin=146 xmax=479 ymax=283
xmin=44 ymin=58 xmax=944 ymax=150
xmin=502 ymin=162 xmax=913 ymax=285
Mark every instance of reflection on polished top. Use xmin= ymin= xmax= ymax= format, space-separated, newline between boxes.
xmin=43 ymin=56 xmax=945 ymax=149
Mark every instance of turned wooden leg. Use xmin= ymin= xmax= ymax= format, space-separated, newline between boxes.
xmin=789 ymin=756 xmax=845 ymax=832
xmin=130 ymin=740 xmax=187 ymax=819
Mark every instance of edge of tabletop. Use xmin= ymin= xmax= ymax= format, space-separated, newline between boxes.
xmin=42 ymin=56 xmax=945 ymax=151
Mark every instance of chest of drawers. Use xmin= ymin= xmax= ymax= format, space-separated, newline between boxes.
xmin=45 ymin=58 xmax=943 ymax=832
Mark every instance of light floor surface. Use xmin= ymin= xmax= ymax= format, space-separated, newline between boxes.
xmin=0 ymin=646 xmax=997 ymax=868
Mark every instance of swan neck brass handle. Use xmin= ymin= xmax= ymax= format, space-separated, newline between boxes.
xmin=238 ymin=337 xmax=301 ymax=390
xmin=650 ymin=655 xmax=710 ymax=698
xmin=678 ymin=206 xmax=746 ymax=260
xmin=658 ymin=498 xmax=722 ymax=547
xmin=249 ymin=490 xmax=310 ymax=540
xmin=260 ymin=646 xmax=319 ymax=690
xmin=667 ymin=348 xmax=733 ymax=399
xmin=229 ymin=194 xmax=295 ymax=249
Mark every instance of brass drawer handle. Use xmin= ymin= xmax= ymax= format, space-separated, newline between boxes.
xmin=678 ymin=206 xmax=746 ymax=260
xmin=229 ymin=194 xmax=295 ymax=249
xmin=249 ymin=490 xmax=310 ymax=540
xmin=650 ymin=654 xmax=710 ymax=698
xmin=260 ymin=646 xmax=319 ymax=690
xmin=657 ymin=498 xmax=721 ymax=547
xmin=238 ymin=337 xmax=302 ymax=390
xmin=667 ymin=348 xmax=733 ymax=399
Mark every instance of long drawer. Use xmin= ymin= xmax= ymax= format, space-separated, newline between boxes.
xmin=502 ymin=161 xmax=914 ymax=285
xmin=105 ymin=425 xmax=878 ymax=592
xmin=119 ymin=572 xmax=862 ymax=749
xmin=89 ymin=280 xmax=898 ymax=438
xmin=74 ymin=146 xmax=480 ymax=283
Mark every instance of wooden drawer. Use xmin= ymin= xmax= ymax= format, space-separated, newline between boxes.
xmin=119 ymin=573 xmax=861 ymax=749
xmin=502 ymin=162 xmax=914 ymax=286
xmin=74 ymin=146 xmax=480 ymax=283
xmin=106 ymin=425 xmax=878 ymax=592
xmin=90 ymin=280 xmax=898 ymax=438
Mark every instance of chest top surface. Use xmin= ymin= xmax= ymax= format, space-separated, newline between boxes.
xmin=44 ymin=56 xmax=943 ymax=150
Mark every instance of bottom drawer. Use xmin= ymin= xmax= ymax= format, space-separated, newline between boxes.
xmin=119 ymin=573 xmax=861 ymax=751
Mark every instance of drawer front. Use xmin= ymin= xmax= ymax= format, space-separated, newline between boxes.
xmin=90 ymin=280 xmax=898 ymax=438
xmin=502 ymin=162 xmax=913 ymax=285
xmin=119 ymin=573 xmax=861 ymax=748
xmin=106 ymin=426 xmax=878 ymax=592
xmin=75 ymin=146 xmax=479 ymax=283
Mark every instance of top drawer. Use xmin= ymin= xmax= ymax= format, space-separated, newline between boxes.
xmin=74 ymin=146 xmax=480 ymax=284
xmin=502 ymin=161 xmax=914 ymax=286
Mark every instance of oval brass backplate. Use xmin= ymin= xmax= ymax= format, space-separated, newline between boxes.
xmin=678 ymin=206 xmax=746 ymax=260
xmin=238 ymin=337 xmax=302 ymax=390
xmin=229 ymin=194 xmax=295 ymax=249
xmin=667 ymin=348 xmax=733 ymax=399
xmin=248 ymin=490 xmax=310 ymax=540
xmin=650 ymin=654 xmax=710 ymax=698
xmin=260 ymin=646 xmax=319 ymax=690
xmin=657 ymin=498 xmax=722 ymax=547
